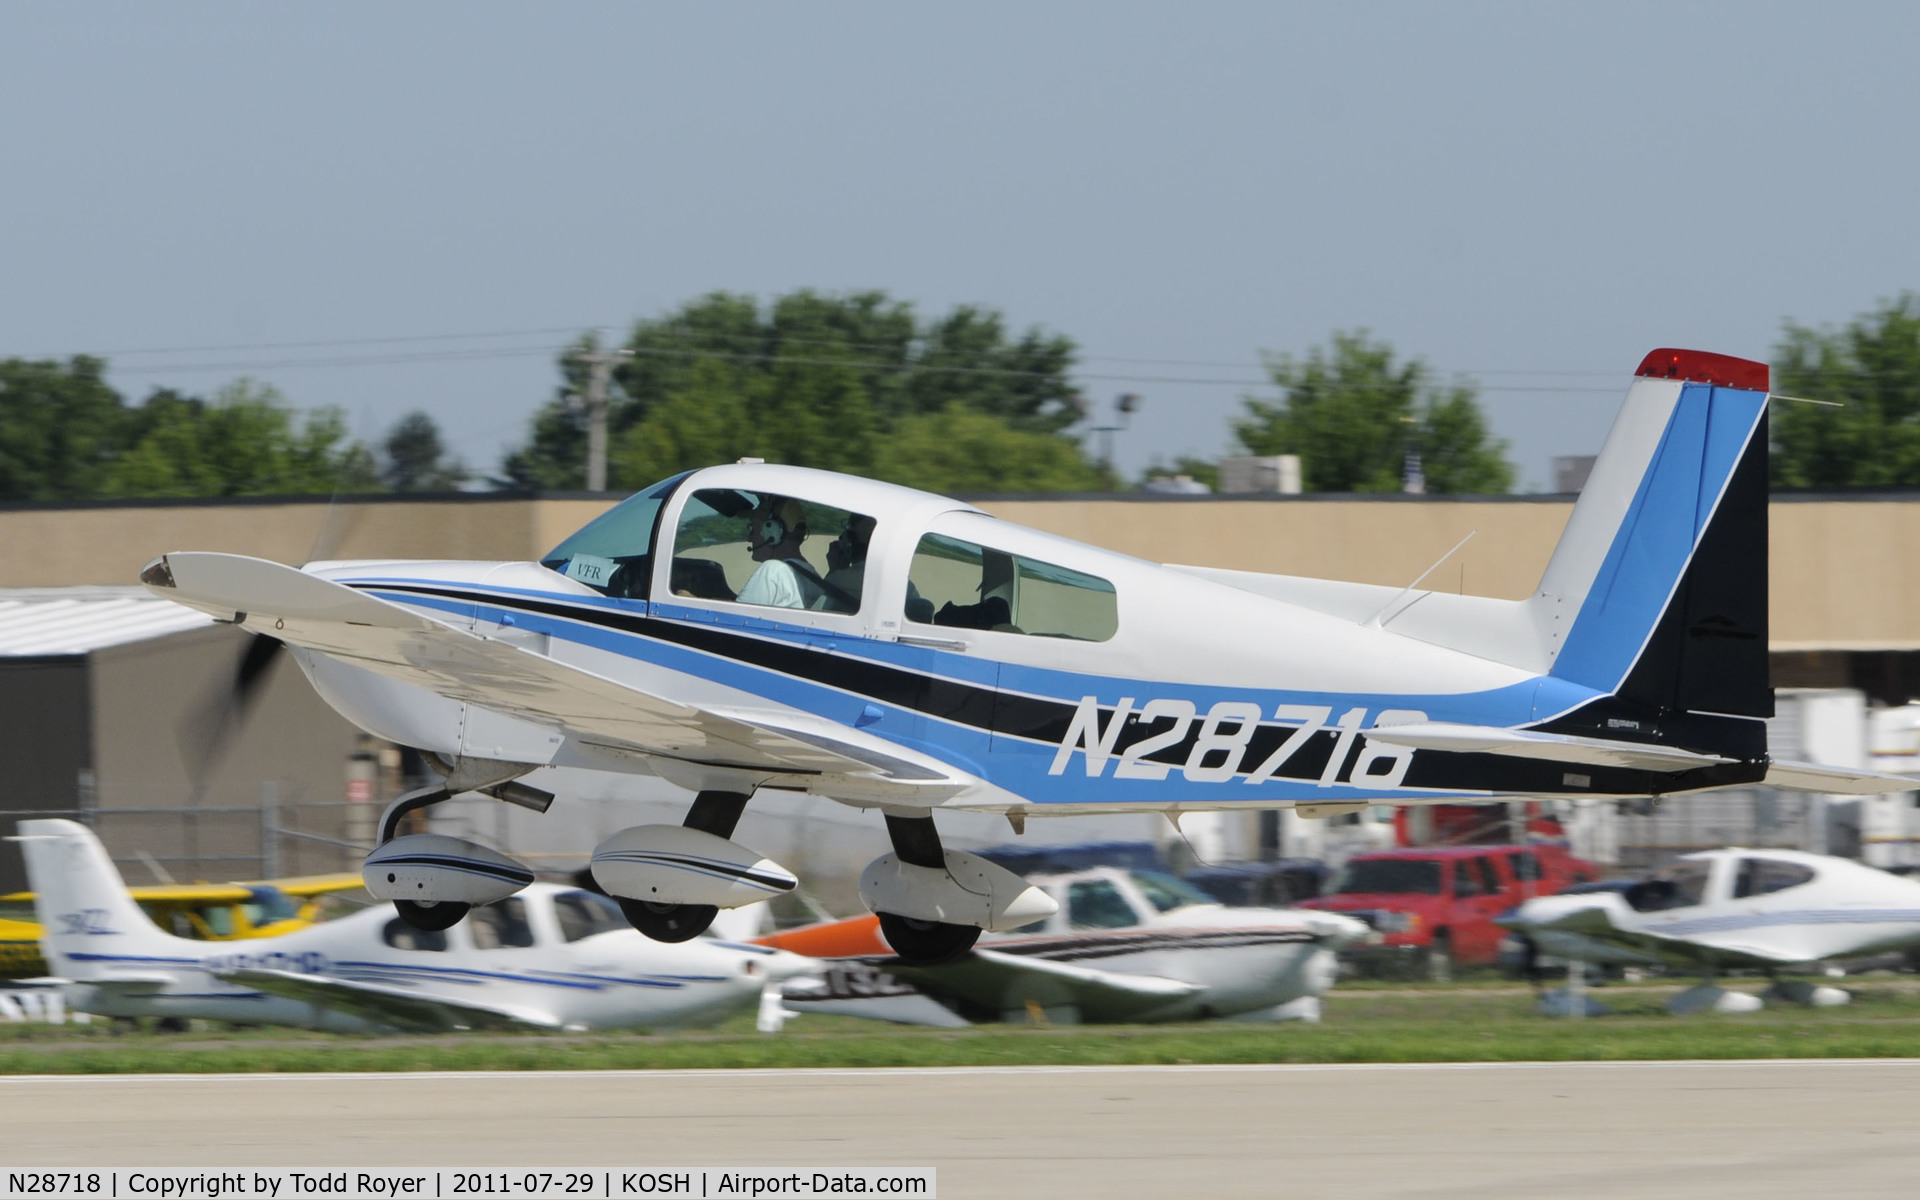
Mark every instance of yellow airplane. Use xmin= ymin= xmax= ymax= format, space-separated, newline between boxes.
xmin=0 ymin=873 xmax=365 ymax=979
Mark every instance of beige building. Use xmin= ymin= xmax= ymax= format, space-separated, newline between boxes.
xmin=3 ymin=488 xmax=1916 ymax=676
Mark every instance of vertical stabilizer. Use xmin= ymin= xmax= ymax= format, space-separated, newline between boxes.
xmin=1531 ymin=350 xmax=1772 ymax=720
xmin=16 ymin=819 xmax=181 ymax=978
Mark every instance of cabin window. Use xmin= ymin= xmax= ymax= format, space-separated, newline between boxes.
xmin=467 ymin=897 xmax=536 ymax=949
xmin=541 ymin=472 xmax=690 ymax=599
xmin=382 ymin=919 xmax=448 ymax=952
xmin=667 ymin=488 xmax=869 ymax=614
xmin=905 ymin=533 xmax=1117 ymax=641
xmin=1131 ymin=870 xmax=1215 ymax=914
xmin=1068 ymin=879 xmax=1139 ymax=929
xmin=553 ymin=890 xmax=627 ymax=942
xmin=1625 ymin=859 xmax=1713 ymax=912
xmin=1733 ymin=858 xmax=1817 ymax=899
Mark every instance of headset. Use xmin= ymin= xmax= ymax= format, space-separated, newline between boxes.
xmin=754 ymin=497 xmax=805 ymax=547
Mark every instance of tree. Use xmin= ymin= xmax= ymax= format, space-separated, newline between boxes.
xmin=1771 ymin=295 xmax=1920 ymax=488
xmin=874 ymin=407 xmax=1109 ymax=494
xmin=381 ymin=411 xmax=467 ymax=492
xmin=502 ymin=290 xmax=1102 ymax=493
xmin=0 ymin=356 xmax=124 ymax=500
xmin=1233 ymin=331 xmax=1514 ymax=494
xmin=104 ymin=379 xmax=379 ymax=498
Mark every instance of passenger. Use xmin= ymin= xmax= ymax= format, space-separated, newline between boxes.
xmin=823 ymin=513 xmax=876 ymax=608
xmin=738 ymin=496 xmax=827 ymax=610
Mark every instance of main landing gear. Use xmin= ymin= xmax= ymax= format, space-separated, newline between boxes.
xmin=590 ymin=790 xmax=799 ymax=943
xmin=857 ymin=812 xmax=1057 ymax=967
xmin=610 ymin=791 xmax=747 ymax=942
xmin=871 ymin=816 xmax=982 ymax=965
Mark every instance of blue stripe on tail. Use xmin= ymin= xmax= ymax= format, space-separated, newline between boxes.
xmin=1551 ymin=382 xmax=1769 ymax=694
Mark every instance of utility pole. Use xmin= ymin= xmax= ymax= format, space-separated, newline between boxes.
xmin=571 ymin=348 xmax=628 ymax=492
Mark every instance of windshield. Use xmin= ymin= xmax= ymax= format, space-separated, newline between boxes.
xmin=1130 ymin=870 xmax=1216 ymax=913
xmin=1331 ymin=859 xmax=1443 ymax=896
xmin=244 ymin=886 xmax=299 ymax=924
xmin=540 ymin=472 xmax=690 ymax=599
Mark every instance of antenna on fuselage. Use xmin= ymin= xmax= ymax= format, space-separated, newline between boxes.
xmin=1363 ymin=530 xmax=1476 ymax=629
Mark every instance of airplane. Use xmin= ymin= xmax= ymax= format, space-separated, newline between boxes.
xmin=16 ymin=818 xmax=817 ymax=1032
xmin=0 ymin=873 xmax=364 ymax=979
xmin=1497 ymin=847 xmax=1920 ymax=1014
xmin=756 ymin=865 xmax=1369 ymax=1025
xmin=135 ymin=347 xmax=1912 ymax=965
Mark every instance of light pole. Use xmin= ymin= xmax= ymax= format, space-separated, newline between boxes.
xmin=1088 ymin=392 xmax=1141 ymax=476
xmin=569 ymin=348 xmax=631 ymax=492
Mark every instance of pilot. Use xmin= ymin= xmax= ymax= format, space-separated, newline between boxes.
xmin=738 ymin=496 xmax=827 ymax=610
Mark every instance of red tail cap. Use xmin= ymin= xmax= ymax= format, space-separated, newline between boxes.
xmin=1635 ymin=348 xmax=1769 ymax=392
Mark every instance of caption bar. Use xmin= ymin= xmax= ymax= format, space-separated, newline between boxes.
xmin=2 ymin=1172 xmax=934 ymax=1200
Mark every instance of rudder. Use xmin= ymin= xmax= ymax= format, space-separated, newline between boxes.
xmin=1534 ymin=349 xmax=1772 ymax=720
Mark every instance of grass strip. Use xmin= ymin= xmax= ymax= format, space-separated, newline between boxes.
xmin=4 ymin=983 xmax=1916 ymax=1074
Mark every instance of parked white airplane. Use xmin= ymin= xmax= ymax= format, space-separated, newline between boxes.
xmin=764 ymin=866 xmax=1369 ymax=1024
xmin=1498 ymin=847 xmax=1920 ymax=1013
xmin=17 ymin=819 xmax=816 ymax=1032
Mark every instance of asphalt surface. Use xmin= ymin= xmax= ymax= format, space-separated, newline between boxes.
xmin=6 ymin=1061 xmax=1920 ymax=1199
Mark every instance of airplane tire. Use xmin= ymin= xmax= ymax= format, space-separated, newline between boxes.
xmin=618 ymin=899 xmax=717 ymax=943
xmin=393 ymin=899 xmax=471 ymax=932
xmin=877 ymin=912 xmax=982 ymax=965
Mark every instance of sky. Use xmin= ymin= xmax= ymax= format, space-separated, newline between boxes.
xmin=6 ymin=3 xmax=1919 ymax=491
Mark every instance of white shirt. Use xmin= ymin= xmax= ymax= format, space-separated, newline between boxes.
xmin=737 ymin=558 xmax=823 ymax=610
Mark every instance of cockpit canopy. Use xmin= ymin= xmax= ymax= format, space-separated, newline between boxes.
xmin=538 ymin=467 xmax=1120 ymax=641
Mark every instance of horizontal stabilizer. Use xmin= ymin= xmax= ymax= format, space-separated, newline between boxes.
xmin=1766 ymin=761 xmax=1915 ymax=795
xmin=1366 ymin=722 xmax=1734 ymax=771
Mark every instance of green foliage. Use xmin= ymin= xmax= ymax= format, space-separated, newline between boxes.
xmin=0 ymin=357 xmax=124 ymax=500
xmin=0 ymin=363 xmax=379 ymax=501
xmin=1771 ymin=295 xmax=1920 ymax=487
xmin=381 ymin=411 xmax=467 ymax=492
xmin=1234 ymin=331 xmax=1514 ymax=494
xmin=875 ymin=407 xmax=1110 ymax=494
xmin=502 ymin=290 xmax=1096 ymax=493
xmin=103 ymin=379 xmax=378 ymax=498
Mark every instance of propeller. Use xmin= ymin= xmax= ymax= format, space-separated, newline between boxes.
xmin=171 ymin=472 xmax=364 ymax=790
xmin=176 ymin=627 xmax=288 ymax=789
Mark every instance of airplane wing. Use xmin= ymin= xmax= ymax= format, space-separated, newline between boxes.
xmin=218 ymin=967 xmax=562 ymax=1032
xmin=881 ymin=947 xmax=1202 ymax=1023
xmin=235 ymin=873 xmax=367 ymax=898
xmin=127 ymin=884 xmax=255 ymax=903
xmin=1765 ymin=761 xmax=1915 ymax=795
xmin=1367 ymin=722 xmax=1734 ymax=771
xmin=1503 ymin=902 xmax=1804 ymax=969
xmin=146 ymin=552 xmax=965 ymax=802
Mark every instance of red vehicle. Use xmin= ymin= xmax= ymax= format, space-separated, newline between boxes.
xmin=1298 ymin=845 xmax=1597 ymax=980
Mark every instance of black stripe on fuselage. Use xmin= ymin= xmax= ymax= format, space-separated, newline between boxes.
xmin=357 ymin=583 xmax=1757 ymax=795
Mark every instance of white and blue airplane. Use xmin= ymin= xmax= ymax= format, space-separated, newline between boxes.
xmin=17 ymin=819 xmax=816 ymax=1032
xmin=138 ymin=348 xmax=1906 ymax=965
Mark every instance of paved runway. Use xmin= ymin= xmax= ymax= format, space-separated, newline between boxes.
xmin=7 ymin=1061 xmax=1920 ymax=1199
